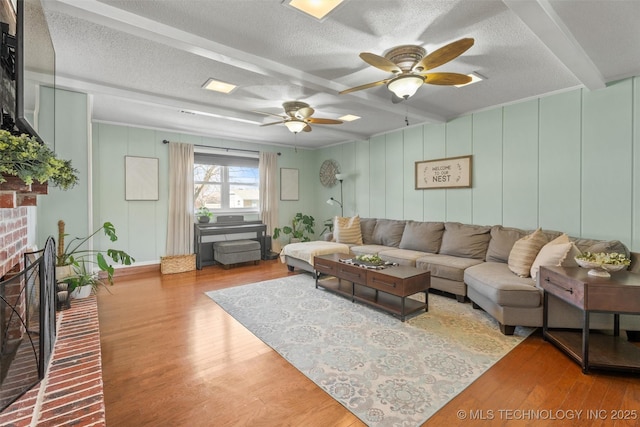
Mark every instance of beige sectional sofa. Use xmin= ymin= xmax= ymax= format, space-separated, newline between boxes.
xmin=284 ymin=217 xmax=639 ymax=335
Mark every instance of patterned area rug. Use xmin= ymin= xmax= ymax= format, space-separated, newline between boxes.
xmin=205 ymin=275 xmax=533 ymax=426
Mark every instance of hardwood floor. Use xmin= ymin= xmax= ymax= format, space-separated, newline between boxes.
xmin=98 ymin=260 xmax=640 ymax=426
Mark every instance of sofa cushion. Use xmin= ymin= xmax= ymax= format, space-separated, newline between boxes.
xmin=439 ymin=222 xmax=491 ymax=260
xmin=485 ymin=225 xmax=528 ymax=263
xmin=360 ymin=218 xmax=377 ymax=244
xmin=465 ymin=262 xmax=540 ymax=308
xmin=378 ymin=249 xmax=427 ymax=267
xmin=585 ymin=240 xmax=629 ymax=258
xmin=508 ymin=228 xmax=548 ymax=278
xmin=398 ymin=221 xmax=444 ymax=253
xmin=371 ymin=219 xmax=406 ymax=247
xmin=529 ymin=234 xmax=581 ymax=281
xmin=350 ymin=244 xmax=391 ymax=256
xmin=333 ymin=215 xmax=363 ymax=245
xmin=416 ymin=253 xmax=484 ymax=282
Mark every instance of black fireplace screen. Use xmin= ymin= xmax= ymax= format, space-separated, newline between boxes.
xmin=0 ymin=237 xmax=56 ymax=411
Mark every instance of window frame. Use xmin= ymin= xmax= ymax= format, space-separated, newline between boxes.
xmin=194 ymin=150 xmax=260 ymax=214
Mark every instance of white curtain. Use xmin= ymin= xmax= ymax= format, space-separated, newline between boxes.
xmin=166 ymin=142 xmax=194 ymax=256
xmin=259 ymin=152 xmax=279 ymax=252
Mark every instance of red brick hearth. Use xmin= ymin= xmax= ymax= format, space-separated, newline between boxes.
xmin=0 ymin=296 xmax=106 ymax=426
xmin=1 ymin=192 xmax=105 ymax=426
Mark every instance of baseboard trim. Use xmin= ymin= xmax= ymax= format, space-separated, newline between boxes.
xmin=99 ymin=263 xmax=161 ymax=279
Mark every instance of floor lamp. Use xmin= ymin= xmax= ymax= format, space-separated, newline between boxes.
xmin=326 ymin=173 xmax=344 ymax=217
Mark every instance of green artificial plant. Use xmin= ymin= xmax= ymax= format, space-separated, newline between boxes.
xmin=273 ymin=212 xmax=315 ymax=242
xmin=0 ymin=130 xmax=79 ymax=190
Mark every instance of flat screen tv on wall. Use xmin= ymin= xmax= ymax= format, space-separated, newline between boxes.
xmin=0 ymin=0 xmax=54 ymax=144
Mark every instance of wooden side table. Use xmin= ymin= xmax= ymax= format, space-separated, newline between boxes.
xmin=540 ymin=266 xmax=640 ymax=374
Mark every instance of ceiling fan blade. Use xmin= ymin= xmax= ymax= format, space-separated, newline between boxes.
xmin=423 ymin=72 xmax=472 ymax=86
xmin=259 ymin=121 xmax=285 ymax=127
xmin=360 ymin=52 xmax=402 ymax=74
xmin=253 ymin=110 xmax=288 ymax=119
xmin=339 ymin=79 xmax=390 ymax=95
xmin=415 ymin=38 xmax=474 ymax=71
xmin=295 ymin=106 xmax=315 ymax=119
xmin=303 ymin=124 xmax=312 ymax=132
xmin=306 ymin=118 xmax=343 ymax=125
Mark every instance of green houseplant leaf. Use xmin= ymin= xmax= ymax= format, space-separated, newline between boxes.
xmin=273 ymin=213 xmax=315 ymax=243
xmin=57 ymin=220 xmax=135 ymax=285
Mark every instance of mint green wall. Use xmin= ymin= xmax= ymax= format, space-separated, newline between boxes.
xmin=37 ymin=88 xmax=90 ymax=247
xmin=92 ymin=123 xmax=315 ymax=263
xmin=317 ymin=77 xmax=640 ymax=251
xmin=39 ymin=76 xmax=640 ymax=264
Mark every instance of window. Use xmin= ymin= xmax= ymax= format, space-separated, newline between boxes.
xmin=194 ymin=152 xmax=259 ymax=212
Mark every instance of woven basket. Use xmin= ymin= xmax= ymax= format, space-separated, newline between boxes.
xmin=160 ymin=254 xmax=196 ymax=274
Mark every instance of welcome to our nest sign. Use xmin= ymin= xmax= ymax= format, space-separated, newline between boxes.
xmin=415 ymin=155 xmax=472 ymax=190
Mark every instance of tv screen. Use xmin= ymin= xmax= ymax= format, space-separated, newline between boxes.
xmin=16 ymin=0 xmax=54 ymax=143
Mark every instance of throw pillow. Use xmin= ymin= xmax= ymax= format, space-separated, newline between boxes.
xmin=371 ymin=219 xmax=406 ymax=247
xmin=333 ymin=215 xmax=363 ymax=245
xmin=529 ymin=234 xmax=581 ymax=281
xmin=439 ymin=222 xmax=492 ymax=259
xmin=508 ymin=228 xmax=548 ymax=278
xmin=359 ymin=218 xmax=377 ymax=244
xmin=398 ymin=221 xmax=444 ymax=253
xmin=485 ymin=225 xmax=528 ymax=263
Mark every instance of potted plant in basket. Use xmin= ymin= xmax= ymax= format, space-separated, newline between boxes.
xmin=56 ymin=220 xmax=135 ymax=289
xmin=0 ymin=130 xmax=79 ymax=190
xmin=196 ymin=206 xmax=213 ymax=223
xmin=273 ymin=212 xmax=315 ymax=243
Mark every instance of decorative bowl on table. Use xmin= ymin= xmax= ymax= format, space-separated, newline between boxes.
xmin=354 ymin=254 xmax=385 ymax=267
xmin=575 ymin=252 xmax=630 ymax=277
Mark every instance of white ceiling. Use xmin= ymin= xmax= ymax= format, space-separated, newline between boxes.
xmin=41 ymin=0 xmax=640 ymax=149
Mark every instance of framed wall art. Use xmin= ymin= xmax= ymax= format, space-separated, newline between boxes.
xmin=280 ymin=168 xmax=299 ymax=201
xmin=415 ymin=155 xmax=472 ymax=190
xmin=125 ymin=156 xmax=159 ymax=200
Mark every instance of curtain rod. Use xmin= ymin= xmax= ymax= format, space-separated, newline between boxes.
xmin=162 ymin=140 xmax=280 ymax=156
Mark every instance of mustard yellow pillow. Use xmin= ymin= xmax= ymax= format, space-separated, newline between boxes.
xmin=508 ymin=228 xmax=548 ymax=278
xmin=333 ymin=216 xmax=363 ymax=245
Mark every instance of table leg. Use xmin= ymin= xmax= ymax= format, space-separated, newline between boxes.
xmin=424 ymin=290 xmax=429 ymax=312
xmin=582 ymin=311 xmax=590 ymax=374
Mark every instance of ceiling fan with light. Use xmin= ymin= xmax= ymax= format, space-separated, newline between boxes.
xmin=339 ymin=38 xmax=475 ymax=101
xmin=255 ymin=101 xmax=343 ymax=133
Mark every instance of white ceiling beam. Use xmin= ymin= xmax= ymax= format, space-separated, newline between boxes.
xmin=503 ymin=0 xmax=605 ymax=90
xmin=54 ymin=73 xmax=371 ymax=142
xmin=46 ymin=0 xmax=445 ymax=123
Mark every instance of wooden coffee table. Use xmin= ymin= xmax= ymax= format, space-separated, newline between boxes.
xmin=314 ymin=253 xmax=430 ymax=321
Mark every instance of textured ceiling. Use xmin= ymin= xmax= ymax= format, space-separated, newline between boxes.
xmin=40 ymin=0 xmax=640 ymax=149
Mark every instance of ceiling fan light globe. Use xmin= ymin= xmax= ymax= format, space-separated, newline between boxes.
xmin=284 ymin=120 xmax=307 ymax=133
xmin=387 ymin=75 xmax=425 ymax=99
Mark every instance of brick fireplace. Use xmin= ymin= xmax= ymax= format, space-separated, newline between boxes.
xmin=0 ymin=200 xmax=106 ymax=425
xmin=0 ymin=207 xmax=29 ymax=279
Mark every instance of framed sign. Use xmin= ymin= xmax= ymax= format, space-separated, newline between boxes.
xmin=125 ymin=156 xmax=159 ymax=200
xmin=415 ymin=155 xmax=472 ymax=190
xmin=280 ymin=168 xmax=299 ymax=201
